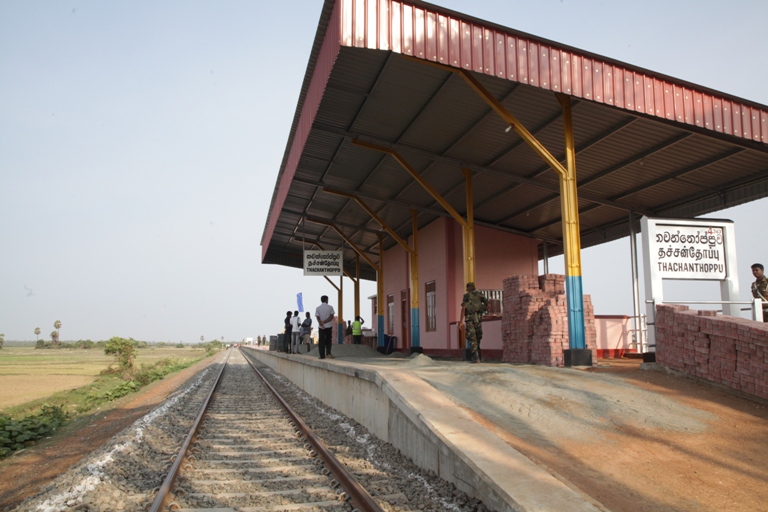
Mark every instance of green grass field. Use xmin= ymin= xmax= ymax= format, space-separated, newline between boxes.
xmin=0 ymin=346 xmax=204 ymax=411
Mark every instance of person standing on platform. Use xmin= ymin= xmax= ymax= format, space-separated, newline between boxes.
xmin=300 ymin=312 xmax=313 ymax=353
xmin=283 ymin=311 xmax=293 ymax=353
xmin=460 ymin=282 xmax=488 ymax=363
xmin=351 ymin=316 xmax=365 ymax=344
xmin=751 ymin=263 xmax=768 ymax=322
xmin=315 ymin=295 xmax=335 ymax=359
xmin=290 ymin=310 xmax=301 ymax=353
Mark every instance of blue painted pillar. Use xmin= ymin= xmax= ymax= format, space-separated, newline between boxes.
xmin=411 ymin=308 xmax=420 ymax=347
xmin=565 ymin=275 xmax=586 ymax=349
xmin=377 ymin=315 xmax=385 ymax=347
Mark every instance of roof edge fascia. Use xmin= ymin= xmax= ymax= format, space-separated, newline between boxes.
xmin=261 ymin=0 xmax=339 ymax=257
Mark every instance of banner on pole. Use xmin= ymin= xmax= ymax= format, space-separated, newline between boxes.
xmin=303 ymin=250 xmax=343 ymax=276
xmin=297 ymin=292 xmax=304 ymax=312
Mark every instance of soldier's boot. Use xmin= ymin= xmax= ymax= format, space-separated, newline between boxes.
xmin=477 ymin=347 xmax=482 ymax=362
xmin=470 ymin=351 xmax=479 ymax=363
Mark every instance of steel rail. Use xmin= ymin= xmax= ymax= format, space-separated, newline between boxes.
xmin=148 ymin=349 xmax=232 ymax=512
xmin=240 ymin=348 xmax=385 ymax=512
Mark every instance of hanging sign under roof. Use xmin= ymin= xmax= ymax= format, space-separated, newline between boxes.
xmin=303 ymin=250 xmax=343 ymax=276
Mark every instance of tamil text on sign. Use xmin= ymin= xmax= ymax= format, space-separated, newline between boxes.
xmin=303 ymin=250 xmax=343 ymax=276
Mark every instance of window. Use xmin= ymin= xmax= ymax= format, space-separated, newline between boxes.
xmin=387 ymin=294 xmax=395 ymax=334
xmin=425 ymin=281 xmax=436 ymax=332
xmin=483 ymin=289 xmax=503 ymax=316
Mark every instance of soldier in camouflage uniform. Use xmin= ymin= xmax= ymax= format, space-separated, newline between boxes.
xmin=460 ymin=282 xmax=489 ymax=363
xmin=751 ymin=263 xmax=768 ymax=322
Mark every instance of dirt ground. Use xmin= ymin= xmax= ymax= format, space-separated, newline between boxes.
xmin=0 ymin=375 xmax=96 ymax=409
xmin=414 ymin=358 xmax=768 ymax=512
xmin=2 ymin=354 xmax=767 ymax=512
xmin=0 ymin=356 xmax=216 ymax=511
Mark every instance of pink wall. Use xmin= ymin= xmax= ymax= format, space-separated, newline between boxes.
xmin=416 ymin=218 xmax=450 ymax=350
xmin=472 ymin=223 xmax=539 ymax=287
xmin=594 ymin=315 xmax=635 ymax=357
xmin=375 ymin=217 xmax=539 ymax=355
xmin=449 ymin=220 xmax=538 ymax=324
xmin=381 ymin=245 xmax=409 ymax=339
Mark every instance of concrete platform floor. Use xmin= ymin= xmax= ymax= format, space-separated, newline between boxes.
xmin=266 ymin=344 xmax=768 ymax=512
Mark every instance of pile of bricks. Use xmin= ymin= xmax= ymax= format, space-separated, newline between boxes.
xmin=501 ymin=274 xmax=597 ymax=367
xmin=655 ymin=305 xmax=768 ymax=399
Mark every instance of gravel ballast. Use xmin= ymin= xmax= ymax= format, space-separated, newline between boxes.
xmin=11 ymin=350 xmax=489 ymax=512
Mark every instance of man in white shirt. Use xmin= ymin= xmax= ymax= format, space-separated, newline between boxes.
xmin=314 ymin=295 xmax=335 ymax=359
xmin=290 ymin=311 xmax=301 ymax=354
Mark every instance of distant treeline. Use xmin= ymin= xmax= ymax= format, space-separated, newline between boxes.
xmin=3 ymin=340 xmax=206 ymax=349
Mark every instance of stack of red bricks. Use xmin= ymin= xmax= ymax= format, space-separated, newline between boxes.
xmin=501 ymin=275 xmax=540 ymax=363
xmin=501 ymin=274 xmax=597 ymax=367
xmin=655 ymin=305 xmax=768 ymax=399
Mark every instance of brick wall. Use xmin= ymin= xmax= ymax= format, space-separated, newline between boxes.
xmin=655 ymin=305 xmax=768 ymax=399
xmin=502 ymin=274 xmax=597 ymax=367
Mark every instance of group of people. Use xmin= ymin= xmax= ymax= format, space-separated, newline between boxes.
xmin=281 ymin=296 xmax=367 ymax=359
xmin=344 ymin=317 xmax=366 ymax=344
xmin=283 ymin=310 xmax=314 ymax=354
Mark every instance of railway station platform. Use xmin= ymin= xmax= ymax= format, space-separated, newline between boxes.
xmin=242 ymin=344 xmax=768 ymax=512
xmin=243 ymin=344 xmax=610 ymax=512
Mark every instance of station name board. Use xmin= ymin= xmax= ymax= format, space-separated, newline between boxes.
xmin=303 ymin=250 xmax=343 ymax=276
xmin=648 ymin=224 xmax=726 ymax=280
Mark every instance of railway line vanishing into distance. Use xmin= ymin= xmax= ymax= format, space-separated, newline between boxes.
xmin=11 ymin=348 xmax=485 ymax=511
xmin=150 ymin=348 xmax=383 ymax=511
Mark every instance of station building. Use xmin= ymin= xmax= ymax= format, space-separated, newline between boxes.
xmin=261 ymin=0 xmax=768 ymax=364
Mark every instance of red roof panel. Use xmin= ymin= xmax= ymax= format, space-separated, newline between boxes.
xmin=262 ymin=0 xmax=768 ymax=262
xmin=334 ymin=0 xmax=766 ymax=144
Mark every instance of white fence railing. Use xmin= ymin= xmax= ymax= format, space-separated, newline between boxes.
xmin=479 ymin=289 xmax=503 ymax=316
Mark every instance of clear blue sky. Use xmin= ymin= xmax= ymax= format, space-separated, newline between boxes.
xmin=1 ymin=0 xmax=766 ymax=342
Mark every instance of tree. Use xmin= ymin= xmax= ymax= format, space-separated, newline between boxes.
xmin=34 ymin=327 xmax=41 ymax=342
xmin=53 ymin=320 xmax=62 ymax=344
xmin=104 ymin=337 xmax=137 ymax=371
xmin=50 ymin=330 xmax=59 ymax=344
xmin=0 ymin=334 xmax=4 ymax=349
xmin=200 ymin=335 xmax=204 ymax=343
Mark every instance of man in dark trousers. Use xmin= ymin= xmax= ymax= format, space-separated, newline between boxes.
xmin=351 ymin=316 xmax=365 ymax=344
xmin=460 ymin=282 xmax=488 ymax=363
xmin=283 ymin=311 xmax=293 ymax=353
xmin=315 ymin=295 xmax=335 ymax=359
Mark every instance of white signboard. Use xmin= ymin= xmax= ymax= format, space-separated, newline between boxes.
xmin=650 ymin=224 xmax=726 ymax=280
xmin=303 ymin=250 xmax=343 ymax=276
xmin=641 ymin=216 xmax=740 ymax=351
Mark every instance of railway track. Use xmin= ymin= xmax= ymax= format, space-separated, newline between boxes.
xmin=11 ymin=348 xmax=483 ymax=512
xmin=149 ymin=348 xmax=382 ymax=512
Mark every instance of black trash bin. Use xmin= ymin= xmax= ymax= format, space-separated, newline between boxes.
xmin=384 ymin=334 xmax=397 ymax=354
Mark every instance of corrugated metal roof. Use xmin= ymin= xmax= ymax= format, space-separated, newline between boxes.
xmin=262 ymin=0 xmax=768 ymax=278
xmin=338 ymin=0 xmax=767 ymax=142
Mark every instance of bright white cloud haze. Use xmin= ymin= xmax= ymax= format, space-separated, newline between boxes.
xmin=1 ymin=0 xmax=766 ymax=342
